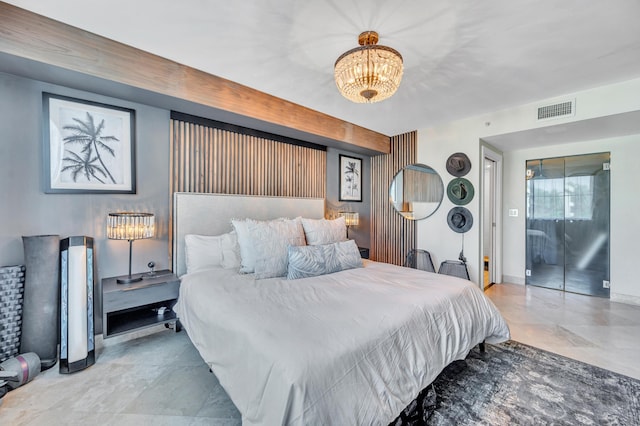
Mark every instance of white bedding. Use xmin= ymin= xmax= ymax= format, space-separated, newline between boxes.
xmin=174 ymin=260 xmax=510 ymax=425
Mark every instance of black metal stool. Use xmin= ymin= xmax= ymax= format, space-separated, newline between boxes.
xmin=437 ymin=260 xmax=470 ymax=280
xmin=404 ymin=249 xmax=436 ymax=273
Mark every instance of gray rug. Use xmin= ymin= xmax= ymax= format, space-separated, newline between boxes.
xmin=392 ymin=341 xmax=640 ymax=425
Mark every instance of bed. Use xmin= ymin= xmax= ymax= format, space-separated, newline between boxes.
xmin=172 ymin=192 xmax=510 ymax=425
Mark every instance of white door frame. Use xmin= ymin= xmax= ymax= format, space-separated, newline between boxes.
xmin=480 ymin=144 xmax=503 ymax=287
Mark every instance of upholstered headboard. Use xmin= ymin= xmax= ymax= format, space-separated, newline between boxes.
xmin=173 ymin=192 xmax=325 ymax=276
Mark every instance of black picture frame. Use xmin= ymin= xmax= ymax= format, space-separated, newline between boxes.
xmin=339 ymin=154 xmax=362 ymax=202
xmin=43 ymin=93 xmax=136 ymax=194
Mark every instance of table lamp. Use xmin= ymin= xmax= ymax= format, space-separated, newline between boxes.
xmin=107 ymin=212 xmax=155 ymax=284
xmin=339 ymin=211 xmax=359 ymax=239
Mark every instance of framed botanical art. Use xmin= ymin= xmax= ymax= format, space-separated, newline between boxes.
xmin=43 ymin=93 xmax=136 ymax=194
xmin=339 ymin=154 xmax=362 ymax=202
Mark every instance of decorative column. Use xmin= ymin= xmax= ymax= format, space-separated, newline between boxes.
xmin=21 ymin=235 xmax=60 ymax=370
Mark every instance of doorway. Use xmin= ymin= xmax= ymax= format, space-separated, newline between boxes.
xmin=525 ymin=152 xmax=610 ymax=297
xmin=481 ymin=145 xmax=502 ymax=290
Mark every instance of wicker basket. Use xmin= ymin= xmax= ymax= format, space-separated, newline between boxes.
xmin=0 ymin=265 xmax=25 ymax=362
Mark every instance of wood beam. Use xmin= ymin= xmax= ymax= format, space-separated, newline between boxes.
xmin=0 ymin=2 xmax=390 ymax=154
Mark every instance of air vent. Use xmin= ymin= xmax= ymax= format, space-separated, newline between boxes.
xmin=537 ymin=99 xmax=575 ymax=121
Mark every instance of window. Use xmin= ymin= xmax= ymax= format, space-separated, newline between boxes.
xmin=528 ymin=176 xmax=594 ymax=220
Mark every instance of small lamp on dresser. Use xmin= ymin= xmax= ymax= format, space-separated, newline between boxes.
xmin=107 ymin=212 xmax=155 ymax=284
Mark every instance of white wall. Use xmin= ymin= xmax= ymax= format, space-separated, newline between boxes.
xmin=417 ymin=77 xmax=640 ymax=304
xmin=416 ymin=122 xmax=483 ymax=281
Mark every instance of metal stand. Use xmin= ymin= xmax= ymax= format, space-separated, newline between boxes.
xmin=117 ymin=239 xmax=142 ymax=284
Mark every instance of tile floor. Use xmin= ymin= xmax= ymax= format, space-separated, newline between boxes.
xmin=486 ymin=282 xmax=640 ymax=380
xmin=1 ymin=282 xmax=639 ymax=424
xmin=0 ymin=327 xmax=241 ymax=425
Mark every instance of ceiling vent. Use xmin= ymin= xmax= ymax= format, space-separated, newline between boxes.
xmin=537 ymin=99 xmax=575 ymax=121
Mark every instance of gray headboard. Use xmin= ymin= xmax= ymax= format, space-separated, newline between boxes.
xmin=173 ymin=192 xmax=325 ymax=276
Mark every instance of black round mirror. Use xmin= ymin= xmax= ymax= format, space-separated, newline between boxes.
xmin=389 ymin=164 xmax=444 ymax=220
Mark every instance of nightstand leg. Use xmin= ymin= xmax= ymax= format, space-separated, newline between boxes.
xmin=164 ymin=320 xmax=182 ymax=333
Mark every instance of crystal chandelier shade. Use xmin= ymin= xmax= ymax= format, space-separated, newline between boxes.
xmin=334 ymin=31 xmax=403 ymax=103
xmin=106 ymin=212 xmax=155 ymax=241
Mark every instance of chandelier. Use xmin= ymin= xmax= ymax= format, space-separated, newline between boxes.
xmin=334 ymin=31 xmax=403 ymax=103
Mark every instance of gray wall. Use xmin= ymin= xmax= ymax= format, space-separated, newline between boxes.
xmin=326 ymin=148 xmax=371 ymax=250
xmin=0 ymin=72 xmax=171 ymax=281
xmin=0 ymin=71 xmax=374 ymax=277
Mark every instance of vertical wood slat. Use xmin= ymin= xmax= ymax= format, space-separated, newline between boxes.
xmin=370 ymin=131 xmax=416 ymax=265
xmin=170 ymin=118 xmax=326 ymax=199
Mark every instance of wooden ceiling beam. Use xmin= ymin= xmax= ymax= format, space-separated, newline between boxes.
xmin=0 ymin=2 xmax=390 ymax=154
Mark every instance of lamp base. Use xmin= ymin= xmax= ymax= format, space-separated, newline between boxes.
xmin=116 ymin=275 xmax=143 ymax=284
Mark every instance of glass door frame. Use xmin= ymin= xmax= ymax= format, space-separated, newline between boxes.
xmin=525 ymin=152 xmax=610 ymax=297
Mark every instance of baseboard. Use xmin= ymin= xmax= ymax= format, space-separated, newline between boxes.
xmin=502 ymin=275 xmax=525 ymax=285
xmin=611 ymin=292 xmax=640 ymax=307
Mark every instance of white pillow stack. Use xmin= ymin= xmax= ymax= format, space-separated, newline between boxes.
xmin=184 ymin=231 xmax=241 ymax=274
xmin=185 ymin=216 xmax=352 ymax=280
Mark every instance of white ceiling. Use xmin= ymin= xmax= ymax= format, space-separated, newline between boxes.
xmin=5 ymin=0 xmax=640 ymax=139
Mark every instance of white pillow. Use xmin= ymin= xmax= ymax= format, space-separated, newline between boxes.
xmin=231 ymin=219 xmax=256 ymax=273
xmin=232 ymin=217 xmax=290 ymax=273
xmin=248 ymin=217 xmax=306 ymax=279
xmin=301 ymin=216 xmax=347 ymax=246
xmin=219 ymin=232 xmax=241 ymax=269
xmin=184 ymin=231 xmax=240 ymax=274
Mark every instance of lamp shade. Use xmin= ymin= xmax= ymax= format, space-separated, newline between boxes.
xmin=107 ymin=213 xmax=155 ymax=241
xmin=339 ymin=212 xmax=359 ymax=227
xmin=334 ymin=31 xmax=403 ymax=103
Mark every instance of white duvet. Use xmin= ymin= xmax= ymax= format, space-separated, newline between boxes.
xmin=174 ymin=260 xmax=510 ymax=425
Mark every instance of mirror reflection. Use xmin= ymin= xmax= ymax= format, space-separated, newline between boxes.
xmin=390 ymin=163 xmax=444 ymax=220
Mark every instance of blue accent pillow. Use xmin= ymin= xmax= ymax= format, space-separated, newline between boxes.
xmin=287 ymin=239 xmax=363 ymax=280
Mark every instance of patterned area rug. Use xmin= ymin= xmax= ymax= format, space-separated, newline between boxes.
xmin=392 ymin=341 xmax=640 ymax=425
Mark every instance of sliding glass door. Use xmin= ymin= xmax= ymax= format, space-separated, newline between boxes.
xmin=525 ymin=153 xmax=610 ymax=297
xmin=526 ymin=157 xmax=565 ymax=290
xmin=563 ymin=153 xmax=610 ymax=296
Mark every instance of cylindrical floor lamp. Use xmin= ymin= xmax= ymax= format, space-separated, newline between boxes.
xmin=59 ymin=236 xmax=95 ymax=374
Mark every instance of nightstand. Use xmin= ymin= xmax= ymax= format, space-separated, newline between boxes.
xmin=359 ymin=247 xmax=370 ymax=259
xmin=102 ymin=270 xmax=180 ymax=338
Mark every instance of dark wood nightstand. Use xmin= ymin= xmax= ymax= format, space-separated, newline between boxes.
xmin=359 ymin=247 xmax=370 ymax=259
xmin=102 ymin=270 xmax=180 ymax=338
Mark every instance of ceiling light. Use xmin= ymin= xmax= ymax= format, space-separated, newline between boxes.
xmin=334 ymin=31 xmax=403 ymax=103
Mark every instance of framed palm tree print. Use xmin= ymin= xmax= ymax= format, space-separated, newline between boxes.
xmin=43 ymin=93 xmax=136 ymax=194
xmin=339 ymin=154 xmax=362 ymax=202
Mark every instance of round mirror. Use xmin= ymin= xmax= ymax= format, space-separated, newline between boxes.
xmin=389 ymin=163 xmax=444 ymax=220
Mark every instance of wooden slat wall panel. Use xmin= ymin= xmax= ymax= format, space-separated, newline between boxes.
xmin=170 ymin=119 xmax=326 ymax=198
xmin=370 ymin=132 xmax=416 ymax=265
